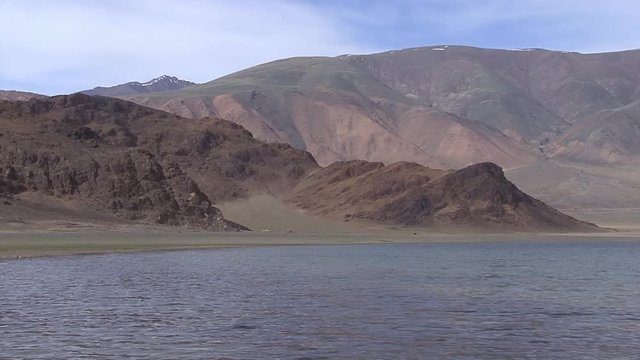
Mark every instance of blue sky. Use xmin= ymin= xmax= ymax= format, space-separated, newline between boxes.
xmin=2 ymin=0 xmax=640 ymax=95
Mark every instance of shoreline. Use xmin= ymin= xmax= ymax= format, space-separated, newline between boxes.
xmin=1 ymin=228 xmax=639 ymax=260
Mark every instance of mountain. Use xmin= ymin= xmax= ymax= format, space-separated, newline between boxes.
xmin=339 ymin=46 xmax=640 ymax=161
xmin=0 ymin=90 xmax=46 ymax=102
xmin=120 ymin=46 xmax=640 ymax=167
xmin=83 ymin=75 xmax=197 ymax=97
xmin=545 ymin=100 xmax=640 ymax=163
xmin=0 ymin=94 xmax=595 ymax=232
xmin=118 ymin=46 xmax=640 ymax=212
xmin=287 ymin=161 xmax=598 ymax=232
xmin=0 ymin=94 xmax=316 ymax=230
xmin=122 ymin=46 xmax=640 ymax=167
xmin=124 ymin=57 xmax=540 ymax=169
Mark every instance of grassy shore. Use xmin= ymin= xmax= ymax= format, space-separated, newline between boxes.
xmin=0 ymin=231 xmax=382 ymax=259
xmin=1 ymin=229 xmax=639 ymax=259
xmin=2 ymin=193 xmax=638 ymax=259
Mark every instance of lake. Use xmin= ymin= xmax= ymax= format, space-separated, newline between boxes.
xmin=1 ymin=240 xmax=639 ymax=359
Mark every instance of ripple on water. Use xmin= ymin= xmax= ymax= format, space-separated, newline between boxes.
xmin=1 ymin=241 xmax=639 ymax=359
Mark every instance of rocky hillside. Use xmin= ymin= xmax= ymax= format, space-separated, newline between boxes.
xmin=0 ymin=93 xmax=600 ymax=232
xmin=83 ymin=75 xmax=197 ymax=97
xmin=0 ymin=90 xmax=46 ymax=102
xmin=118 ymin=46 xmax=640 ymax=210
xmin=0 ymin=94 xmax=317 ymax=230
xmin=287 ymin=161 xmax=599 ymax=232
xmin=122 ymin=46 xmax=640 ymax=167
xmin=124 ymin=57 xmax=539 ymax=169
xmin=341 ymin=46 xmax=640 ymax=164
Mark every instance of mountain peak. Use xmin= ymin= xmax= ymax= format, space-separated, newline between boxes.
xmin=141 ymin=75 xmax=192 ymax=87
xmin=82 ymin=75 xmax=197 ymax=97
xmin=0 ymin=90 xmax=47 ymax=102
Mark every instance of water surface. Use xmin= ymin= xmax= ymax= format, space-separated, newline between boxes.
xmin=1 ymin=241 xmax=639 ymax=359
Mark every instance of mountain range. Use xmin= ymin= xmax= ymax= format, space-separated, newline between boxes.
xmin=113 ymin=46 xmax=640 ymax=211
xmin=3 ymin=44 xmax=639 ymax=230
xmin=82 ymin=75 xmax=196 ymax=97
xmin=0 ymin=90 xmax=46 ymax=102
xmin=0 ymin=94 xmax=595 ymax=232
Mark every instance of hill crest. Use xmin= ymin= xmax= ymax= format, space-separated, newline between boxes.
xmin=83 ymin=75 xmax=197 ymax=97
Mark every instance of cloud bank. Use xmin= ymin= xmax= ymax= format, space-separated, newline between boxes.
xmin=0 ymin=0 xmax=375 ymax=94
xmin=2 ymin=0 xmax=640 ymax=94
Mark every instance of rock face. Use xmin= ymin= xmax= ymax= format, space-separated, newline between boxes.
xmin=0 ymin=94 xmax=599 ymax=232
xmin=0 ymin=94 xmax=317 ymax=230
xmin=83 ymin=75 xmax=197 ymax=97
xmin=287 ymin=161 xmax=599 ymax=232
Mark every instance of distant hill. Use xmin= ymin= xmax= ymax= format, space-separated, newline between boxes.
xmin=0 ymin=90 xmax=46 ymax=101
xmin=124 ymin=57 xmax=539 ymax=169
xmin=83 ymin=75 xmax=196 ymax=97
xmin=123 ymin=47 xmax=640 ymax=167
xmin=340 ymin=46 xmax=640 ymax=164
xmin=120 ymin=46 xmax=640 ymax=210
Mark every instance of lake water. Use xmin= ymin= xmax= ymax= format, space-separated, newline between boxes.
xmin=1 ymin=241 xmax=639 ymax=359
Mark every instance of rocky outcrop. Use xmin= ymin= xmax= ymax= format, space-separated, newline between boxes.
xmin=0 ymin=94 xmax=318 ymax=230
xmin=0 ymin=94 xmax=600 ymax=232
xmin=0 ymin=148 xmax=245 ymax=230
xmin=288 ymin=161 xmax=599 ymax=232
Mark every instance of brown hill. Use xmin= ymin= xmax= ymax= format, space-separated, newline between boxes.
xmin=0 ymin=94 xmax=600 ymax=232
xmin=0 ymin=94 xmax=317 ymax=230
xmin=545 ymin=100 xmax=640 ymax=163
xmin=124 ymin=57 xmax=539 ymax=169
xmin=287 ymin=161 xmax=599 ymax=232
xmin=0 ymin=90 xmax=46 ymax=102
xmin=122 ymin=47 xmax=640 ymax=167
xmin=117 ymin=46 xmax=640 ymax=211
xmin=341 ymin=46 xmax=640 ymax=161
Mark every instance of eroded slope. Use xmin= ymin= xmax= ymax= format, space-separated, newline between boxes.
xmin=0 ymin=94 xmax=318 ymax=230
xmin=288 ymin=161 xmax=599 ymax=232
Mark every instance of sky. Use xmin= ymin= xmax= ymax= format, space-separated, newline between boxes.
xmin=2 ymin=0 xmax=640 ymax=95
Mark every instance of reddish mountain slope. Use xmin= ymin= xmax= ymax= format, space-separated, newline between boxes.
xmin=0 ymin=94 xmax=317 ymax=230
xmin=125 ymin=57 xmax=540 ymax=169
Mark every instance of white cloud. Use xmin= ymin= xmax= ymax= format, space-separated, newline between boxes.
xmin=2 ymin=0 xmax=640 ymax=94
xmin=0 ymin=0 xmax=376 ymax=94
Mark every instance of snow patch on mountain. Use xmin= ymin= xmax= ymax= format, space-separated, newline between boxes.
xmin=141 ymin=75 xmax=191 ymax=87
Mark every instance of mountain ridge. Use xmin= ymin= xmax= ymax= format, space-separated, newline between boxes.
xmin=0 ymin=94 xmax=316 ymax=230
xmin=0 ymin=90 xmax=47 ymax=102
xmin=124 ymin=56 xmax=541 ymax=169
xmin=82 ymin=75 xmax=197 ymax=97
xmin=0 ymin=94 xmax=597 ymax=232
xmin=115 ymin=45 xmax=640 ymax=210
